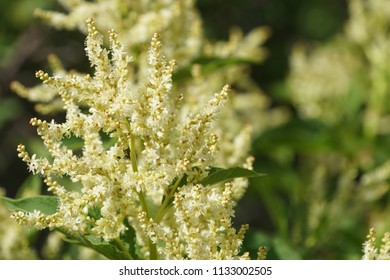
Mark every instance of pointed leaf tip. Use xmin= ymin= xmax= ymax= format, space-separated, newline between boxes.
xmin=199 ymin=166 xmax=265 ymax=186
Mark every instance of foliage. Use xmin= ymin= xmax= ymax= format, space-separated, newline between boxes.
xmin=249 ymin=0 xmax=390 ymax=259
xmin=1 ymin=0 xmax=390 ymax=260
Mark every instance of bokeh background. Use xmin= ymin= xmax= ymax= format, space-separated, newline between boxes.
xmin=3 ymin=0 xmax=390 ymax=260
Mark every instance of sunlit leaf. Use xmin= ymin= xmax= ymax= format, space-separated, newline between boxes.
xmin=0 ymin=195 xmax=58 ymax=215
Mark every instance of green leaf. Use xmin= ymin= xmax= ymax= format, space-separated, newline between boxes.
xmin=88 ymin=205 xmax=102 ymax=220
xmin=0 ymin=195 xmax=59 ymax=215
xmin=199 ymin=167 xmax=265 ymax=186
xmin=120 ymin=219 xmax=139 ymax=260
xmin=57 ymin=220 xmax=139 ymax=260
xmin=52 ymin=229 xmax=107 ymax=259
xmin=81 ymin=235 xmax=130 ymax=260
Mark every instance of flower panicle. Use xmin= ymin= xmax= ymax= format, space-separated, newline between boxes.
xmin=10 ymin=15 xmax=256 ymax=260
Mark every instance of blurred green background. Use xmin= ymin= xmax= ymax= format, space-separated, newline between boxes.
xmin=4 ymin=0 xmax=388 ymax=260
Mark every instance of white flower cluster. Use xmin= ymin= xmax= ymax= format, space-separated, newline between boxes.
xmin=14 ymin=0 xmax=287 ymax=137
xmin=12 ymin=18 xmax=251 ymax=259
xmin=35 ymin=0 xmax=202 ymax=65
xmin=362 ymin=228 xmax=390 ymax=260
xmin=140 ymin=182 xmax=249 ymax=259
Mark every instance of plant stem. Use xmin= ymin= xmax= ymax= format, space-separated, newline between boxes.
xmin=154 ymin=175 xmax=183 ymax=223
xmin=115 ymin=237 xmax=133 ymax=260
xmin=137 ymin=191 xmax=150 ymax=219
xmin=149 ymin=239 xmax=158 ymax=260
xmin=130 ymin=134 xmax=138 ymax=173
xmin=128 ymin=131 xmax=157 ymax=259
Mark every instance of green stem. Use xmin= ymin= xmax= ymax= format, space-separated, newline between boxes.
xmin=154 ymin=175 xmax=184 ymax=223
xmin=137 ymin=191 xmax=150 ymax=219
xmin=149 ymin=239 xmax=158 ymax=260
xmin=114 ymin=237 xmax=133 ymax=260
xmin=130 ymin=134 xmax=138 ymax=173
xmin=128 ymin=131 xmax=157 ymax=259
